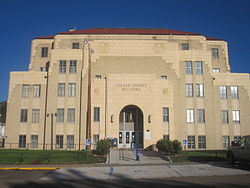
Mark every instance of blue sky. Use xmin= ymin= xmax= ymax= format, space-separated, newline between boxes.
xmin=0 ymin=0 xmax=249 ymax=102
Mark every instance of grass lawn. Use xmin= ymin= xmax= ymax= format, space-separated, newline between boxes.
xmin=170 ymin=150 xmax=227 ymax=162
xmin=0 ymin=149 xmax=106 ymax=165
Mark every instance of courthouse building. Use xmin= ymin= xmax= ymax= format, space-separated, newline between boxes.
xmin=5 ymin=28 xmax=250 ymax=150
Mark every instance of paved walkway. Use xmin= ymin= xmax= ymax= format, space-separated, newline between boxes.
xmin=107 ymin=149 xmax=170 ymax=164
xmin=40 ymin=163 xmax=250 ymax=181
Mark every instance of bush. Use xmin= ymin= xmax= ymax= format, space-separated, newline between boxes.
xmin=96 ymin=139 xmax=112 ymax=155
xmin=156 ymin=139 xmax=182 ymax=155
xmin=172 ymin=140 xmax=182 ymax=154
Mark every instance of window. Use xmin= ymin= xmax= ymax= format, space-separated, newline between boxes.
xmin=72 ymin=43 xmax=79 ymax=49
xmin=33 ymin=85 xmax=41 ymax=98
xmin=19 ymin=135 xmax=26 ymax=148
xmin=30 ymin=135 xmax=38 ymax=149
xmin=69 ymin=60 xmax=77 ymax=73
xmin=56 ymin=135 xmax=63 ymax=149
xmin=58 ymin=83 xmax=65 ymax=97
xmin=219 ymin=86 xmax=227 ymax=99
xmin=196 ymin=84 xmax=204 ymax=97
xmin=160 ymin=75 xmax=168 ymax=80
xmin=119 ymin=132 xmax=122 ymax=144
xmin=222 ymin=136 xmax=230 ymax=149
xmin=93 ymin=134 xmax=99 ymax=150
xmin=22 ymin=84 xmax=29 ymax=98
xmin=212 ymin=48 xmax=219 ymax=59
xmin=32 ymin=109 xmax=40 ymax=123
xmin=197 ymin=109 xmax=205 ymax=123
xmin=67 ymin=135 xmax=74 ymax=149
xmin=20 ymin=109 xmax=28 ymax=122
xmin=68 ymin=83 xmax=76 ymax=97
xmin=213 ymin=68 xmax=220 ymax=73
xmin=95 ymin=75 xmax=102 ymax=79
xmin=195 ymin=61 xmax=203 ymax=74
xmin=187 ymin=109 xmax=194 ymax=123
xmin=221 ymin=110 xmax=229 ymax=124
xmin=163 ymin=107 xmax=169 ymax=122
xmin=188 ymin=136 xmax=195 ymax=149
xmin=180 ymin=43 xmax=189 ymax=50
xmin=56 ymin=108 xmax=64 ymax=122
xmin=67 ymin=108 xmax=75 ymax=122
xmin=184 ymin=61 xmax=192 ymax=74
xmin=186 ymin=84 xmax=193 ymax=97
xmin=94 ymin=107 xmax=100 ymax=122
xmin=59 ymin=60 xmax=66 ymax=73
xmin=148 ymin=115 xmax=151 ymax=123
xmin=163 ymin=135 xmax=169 ymax=140
xmin=231 ymin=86 xmax=239 ymax=99
xmin=234 ymin=136 xmax=241 ymax=142
xmin=198 ymin=136 xmax=206 ymax=149
xmin=232 ymin=110 xmax=240 ymax=124
xmin=41 ymin=47 xmax=48 ymax=58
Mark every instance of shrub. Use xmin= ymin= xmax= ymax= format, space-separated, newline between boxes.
xmin=156 ymin=139 xmax=182 ymax=155
xmin=156 ymin=139 xmax=173 ymax=154
xmin=172 ymin=140 xmax=182 ymax=154
xmin=96 ymin=139 xmax=112 ymax=155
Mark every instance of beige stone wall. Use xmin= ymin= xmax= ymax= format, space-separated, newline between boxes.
xmin=6 ymin=33 xmax=250 ymax=150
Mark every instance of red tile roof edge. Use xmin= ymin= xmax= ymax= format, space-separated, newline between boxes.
xmin=35 ymin=35 xmax=55 ymax=39
xmin=206 ymin=37 xmax=224 ymax=41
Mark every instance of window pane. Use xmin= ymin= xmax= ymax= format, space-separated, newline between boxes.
xmin=231 ymin=86 xmax=239 ymax=99
xmin=58 ymin=83 xmax=65 ymax=97
xmin=180 ymin=43 xmax=189 ymax=50
xmin=33 ymin=85 xmax=41 ymax=98
xmin=56 ymin=135 xmax=63 ymax=149
xmin=68 ymin=83 xmax=76 ymax=97
xmin=187 ymin=109 xmax=194 ymax=123
xmin=67 ymin=135 xmax=74 ymax=149
xmin=197 ymin=109 xmax=205 ymax=123
xmin=195 ymin=61 xmax=203 ymax=74
xmin=72 ymin=43 xmax=79 ymax=49
xmin=222 ymin=136 xmax=230 ymax=148
xmin=232 ymin=110 xmax=240 ymax=123
xmin=67 ymin=108 xmax=75 ymax=122
xmin=41 ymin=47 xmax=48 ymax=57
xmin=186 ymin=84 xmax=193 ymax=97
xmin=22 ymin=84 xmax=29 ymax=98
xmin=163 ymin=107 xmax=169 ymax=122
xmin=20 ymin=109 xmax=28 ymax=122
xmin=185 ymin=61 xmax=192 ymax=74
xmin=94 ymin=107 xmax=100 ymax=122
xmin=196 ymin=84 xmax=204 ymax=97
xmin=32 ymin=109 xmax=39 ymax=123
xmin=69 ymin=60 xmax=77 ymax=73
xmin=219 ymin=86 xmax=227 ymax=99
xmin=198 ymin=136 xmax=206 ymax=149
xmin=212 ymin=48 xmax=219 ymax=59
xmin=30 ymin=135 xmax=38 ymax=149
xmin=221 ymin=110 xmax=228 ymax=124
xmin=213 ymin=68 xmax=220 ymax=73
xmin=56 ymin=109 xmax=64 ymax=122
xmin=19 ymin=135 xmax=26 ymax=148
xmin=59 ymin=60 xmax=66 ymax=73
xmin=188 ymin=136 xmax=195 ymax=149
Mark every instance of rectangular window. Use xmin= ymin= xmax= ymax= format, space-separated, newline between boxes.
xmin=221 ymin=110 xmax=229 ymax=124
xmin=186 ymin=84 xmax=193 ymax=97
xmin=72 ymin=43 xmax=79 ymax=49
xmin=187 ymin=109 xmax=194 ymax=123
xmin=197 ymin=109 xmax=205 ymax=123
xmin=231 ymin=86 xmax=239 ymax=99
xmin=219 ymin=86 xmax=227 ymax=99
xmin=196 ymin=84 xmax=204 ymax=97
xmin=222 ymin=136 xmax=230 ymax=149
xmin=22 ymin=84 xmax=29 ymax=98
xmin=212 ymin=48 xmax=219 ymax=59
xmin=234 ymin=136 xmax=241 ymax=142
xmin=232 ymin=110 xmax=240 ymax=124
xmin=213 ymin=68 xmax=220 ymax=73
xmin=19 ymin=135 xmax=26 ymax=148
xmin=163 ymin=135 xmax=169 ymax=140
xmin=69 ymin=60 xmax=77 ymax=73
xmin=56 ymin=135 xmax=63 ymax=149
xmin=95 ymin=75 xmax=102 ymax=79
xmin=195 ymin=61 xmax=203 ymax=74
xmin=58 ymin=83 xmax=65 ymax=97
xmin=198 ymin=136 xmax=206 ymax=149
xmin=160 ymin=75 xmax=168 ymax=80
xmin=67 ymin=108 xmax=75 ymax=122
xmin=93 ymin=134 xmax=100 ymax=150
xmin=41 ymin=47 xmax=48 ymax=57
xmin=94 ymin=107 xmax=100 ymax=122
xmin=32 ymin=109 xmax=40 ymax=123
xmin=119 ymin=132 xmax=122 ymax=144
xmin=59 ymin=60 xmax=66 ymax=73
xmin=33 ymin=85 xmax=41 ymax=98
xmin=163 ymin=107 xmax=169 ymax=122
xmin=30 ymin=135 xmax=38 ymax=149
xmin=20 ymin=109 xmax=28 ymax=122
xmin=188 ymin=136 xmax=195 ymax=149
xmin=56 ymin=108 xmax=64 ymax=122
xmin=180 ymin=43 xmax=189 ymax=50
xmin=184 ymin=61 xmax=192 ymax=74
xmin=68 ymin=83 xmax=76 ymax=97
xmin=67 ymin=135 xmax=74 ymax=149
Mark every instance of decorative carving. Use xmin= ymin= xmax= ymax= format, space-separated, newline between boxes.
xmin=94 ymin=88 xmax=100 ymax=94
xmin=153 ymin=43 xmax=166 ymax=54
xmin=98 ymin=42 xmax=109 ymax=53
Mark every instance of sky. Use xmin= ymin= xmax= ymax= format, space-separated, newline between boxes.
xmin=0 ymin=0 xmax=250 ymax=102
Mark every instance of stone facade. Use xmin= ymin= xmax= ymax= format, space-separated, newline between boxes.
xmin=5 ymin=28 xmax=250 ymax=150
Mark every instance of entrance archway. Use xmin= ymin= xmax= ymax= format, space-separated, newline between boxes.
xmin=118 ymin=105 xmax=143 ymax=148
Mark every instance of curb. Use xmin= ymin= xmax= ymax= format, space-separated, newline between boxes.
xmin=0 ymin=167 xmax=59 ymax=170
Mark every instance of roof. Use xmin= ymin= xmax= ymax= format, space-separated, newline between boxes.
xmin=35 ymin=28 xmax=224 ymax=41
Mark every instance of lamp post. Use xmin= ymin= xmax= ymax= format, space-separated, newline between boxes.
xmin=47 ymin=112 xmax=57 ymax=150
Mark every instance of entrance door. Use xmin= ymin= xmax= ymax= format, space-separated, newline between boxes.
xmin=119 ymin=105 xmax=143 ymax=149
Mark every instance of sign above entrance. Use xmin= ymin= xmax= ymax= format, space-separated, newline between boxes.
xmin=114 ymin=83 xmax=148 ymax=92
